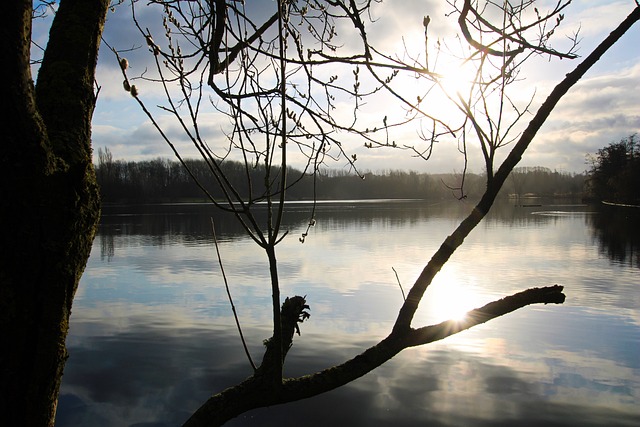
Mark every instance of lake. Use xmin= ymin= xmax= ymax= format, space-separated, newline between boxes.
xmin=56 ymin=200 xmax=639 ymax=426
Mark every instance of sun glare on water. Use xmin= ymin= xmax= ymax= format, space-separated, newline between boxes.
xmin=422 ymin=269 xmax=484 ymax=324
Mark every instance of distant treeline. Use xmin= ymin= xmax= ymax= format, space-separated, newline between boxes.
xmin=95 ymin=153 xmax=585 ymax=203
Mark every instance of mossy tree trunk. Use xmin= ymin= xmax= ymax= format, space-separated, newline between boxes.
xmin=0 ymin=1 xmax=109 ymax=425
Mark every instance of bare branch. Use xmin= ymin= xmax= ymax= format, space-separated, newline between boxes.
xmin=182 ymin=285 xmax=565 ymax=426
xmin=392 ymin=4 xmax=640 ymax=333
xmin=408 ymin=285 xmax=565 ymax=345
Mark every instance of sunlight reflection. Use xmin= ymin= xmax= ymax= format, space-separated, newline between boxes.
xmin=419 ymin=267 xmax=486 ymax=325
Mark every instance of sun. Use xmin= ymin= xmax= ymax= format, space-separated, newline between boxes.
xmin=397 ymin=57 xmax=481 ymax=123
xmin=435 ymin=58 xmax=479 ymax=100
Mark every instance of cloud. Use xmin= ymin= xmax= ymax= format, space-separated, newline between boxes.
xmin=519 ymin=62 xmax=640 ymax=172
xmin=92 ymin=106 xmax=236 ymax=162
xmin=36 ymin=0 xmax=634 ymax=174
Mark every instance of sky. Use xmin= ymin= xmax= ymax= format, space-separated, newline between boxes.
xmin=32 ymin=1 xmax=640 ymax=174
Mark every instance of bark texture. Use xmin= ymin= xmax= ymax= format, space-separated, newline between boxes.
xmin=0 ymin=1 xmax=109 ymax=425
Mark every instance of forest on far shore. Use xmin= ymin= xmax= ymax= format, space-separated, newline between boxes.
xmin=95 ymin=149 xmax=586 ymax=203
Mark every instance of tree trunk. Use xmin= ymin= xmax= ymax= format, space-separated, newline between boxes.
xmin=0 ymin=1 xmax=109 ymax=425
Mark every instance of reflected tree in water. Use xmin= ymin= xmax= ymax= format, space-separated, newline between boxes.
xmin=589 ymin=206 xmax=640 ymax=268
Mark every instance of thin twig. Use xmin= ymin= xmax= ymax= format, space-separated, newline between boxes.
xmin=211 ymin=217 xmax=256 ymax=372
xmin=392 ymin=267 xmax=406 ymax=301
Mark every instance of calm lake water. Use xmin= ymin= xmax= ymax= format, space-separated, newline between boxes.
xmin=56 ymin=200 xmax=639 ymax=426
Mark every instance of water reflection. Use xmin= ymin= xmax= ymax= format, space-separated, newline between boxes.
xmin=58 ymin=315 xmax=639 ymax=427
xmin=58 ymin=201 xmax=640 ymax=426
xmin=587 ymin=205 xmax=640 ymax=268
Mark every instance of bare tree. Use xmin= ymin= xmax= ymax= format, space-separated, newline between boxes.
xmin=104 ymin=0 xmax=640 ymax=425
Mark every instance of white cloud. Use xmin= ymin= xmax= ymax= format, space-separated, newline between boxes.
xmin=78 ymin=1 xmax=640 ymax=173
xmin=522 ymin=61 xmax=640 ymax=172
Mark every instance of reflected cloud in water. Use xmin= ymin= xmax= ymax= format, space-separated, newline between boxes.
xmin=59 ymin=201 xmax=640 ymax=425
xmin=58 ymin=315 xmax=639 ymax=426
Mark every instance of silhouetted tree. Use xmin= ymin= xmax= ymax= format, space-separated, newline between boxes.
xmin=111 ymin=1 xmax=639 ymax=425
xmin=0 ymin=1 xmax=109 ymax=425
xmin=587 ymin=134 xmax=640 ymax=204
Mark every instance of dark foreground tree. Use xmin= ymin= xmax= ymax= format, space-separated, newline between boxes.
xmin=111 ymin=1 xmax=639 ymax=425
xmin=0 ymin=1 xmax=109 ymax=425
